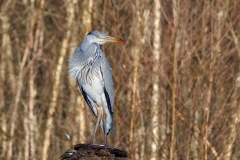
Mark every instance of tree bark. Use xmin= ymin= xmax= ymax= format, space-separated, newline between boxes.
xmin=27 ymin=0 xmax=45 ymax=159
xmin=150 ymin=0 xmax=162 ymax=159
xmin=129 ymin=0 xmax=141 ymax=158
xmin=170 ymin=0 xmax=179 ymax=159
xmin=0 ymin=0 xmax=13 ymax=158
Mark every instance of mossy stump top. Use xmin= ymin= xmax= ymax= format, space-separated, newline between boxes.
xmin=61 ymin=144 xmax=131 ymax=160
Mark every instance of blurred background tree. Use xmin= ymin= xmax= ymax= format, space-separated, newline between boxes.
xmin=0 ymin=0 xmax=240 ymax=160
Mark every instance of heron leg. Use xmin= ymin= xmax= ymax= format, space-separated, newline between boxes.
xmin=102 ymin=99 xmax=108 ymax=148
xmin=89 ymin=103 xmax=102 ymax=145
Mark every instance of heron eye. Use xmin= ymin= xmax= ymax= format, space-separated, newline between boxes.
xmin=96 ymin=34 xmax=103 ymax=38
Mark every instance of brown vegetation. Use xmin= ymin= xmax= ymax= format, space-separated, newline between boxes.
xmin=0 ymin=0 xmax=240 ymax=160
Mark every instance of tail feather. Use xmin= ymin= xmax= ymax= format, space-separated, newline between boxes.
xmin=100 ymin=119 xmax=114 ymax=135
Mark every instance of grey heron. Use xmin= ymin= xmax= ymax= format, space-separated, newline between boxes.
xmin=69 ymin=30 xmax=128 ymax=147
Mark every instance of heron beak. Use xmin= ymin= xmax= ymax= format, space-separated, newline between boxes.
xmin=103 ymin=36 xmax=129 ymax=44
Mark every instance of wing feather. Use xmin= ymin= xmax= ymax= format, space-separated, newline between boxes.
xmin=99 ymin=54 xmax=114 ymax=114
xmin=77 ymin=80 xmax=97 ymax=117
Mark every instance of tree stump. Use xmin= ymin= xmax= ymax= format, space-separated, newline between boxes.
xmin=60 ymin=144 xmax=131 ymax=160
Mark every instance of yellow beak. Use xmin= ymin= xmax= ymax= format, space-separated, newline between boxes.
xmin=103 ymin=37 xmax=129 ymax=44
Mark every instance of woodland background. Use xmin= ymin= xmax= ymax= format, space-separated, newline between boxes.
xmin=0 ymin=0 xmax=240 ymax=160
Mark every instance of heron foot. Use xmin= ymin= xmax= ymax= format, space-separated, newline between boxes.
xmin=87 ymin=140 xmax=94 ymax=147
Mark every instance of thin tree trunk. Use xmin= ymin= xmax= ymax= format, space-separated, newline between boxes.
xmin=0 ymin=0 xmax=12 ymax=157
xmin=0 ymin=0 xmax=15 ymax=90
xmin=77 ymin=97 xmax=86 ymax=143
xmin=41 ymin=1 xmax=75 ymax=159
xmin=26 ymin=2 xmax=36 ymax=160
xmin=82 ymin=0 xmax=93 ymax=34
xmin=150 ymin=0 xmax=161 ymax=159
xmin=129 ymin=44 xmax=139 ymax=158
xmin=139 ymin=8 xmax=150 ymax=160
xmin=191 ymin=99 xmax=200 ymax=160
xmin=23 ymin=102 xmax=30 ymax=160
xmin=200 ymin=1 xmax=210 ymax=159
xmin=28 ymin=0 xmax=45 ymax=159
xmin=129 ymin=1 xmax=142 ymax=158
xmin=0 ymin=75 xmax=7 ymax=158
xmin=0 ymin=6 xmax=15 ymax=153
xmin=24 ymin=0 xmax=39 ymax=158
xmin=202 ymin=2 xmax=215 ymax=159
xmin=170 ymin=0 xmax=179 ymax=159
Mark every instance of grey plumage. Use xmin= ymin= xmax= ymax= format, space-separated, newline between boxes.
xmin=69 ymin=30 xmax=128 ymax=147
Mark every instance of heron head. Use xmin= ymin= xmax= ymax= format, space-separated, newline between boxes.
xmin=85 ymin=30 xmax=129 ymax=45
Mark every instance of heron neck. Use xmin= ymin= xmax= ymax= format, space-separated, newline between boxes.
xmin=80 ymin=42 xmax=90 ymax=51
xmin=80 ymin=42 xmax=102 ymax=53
